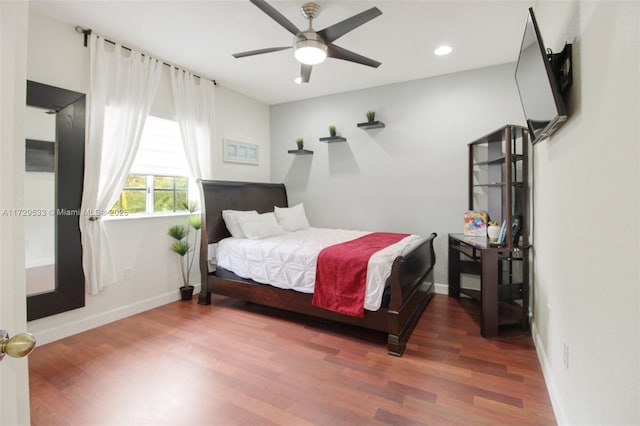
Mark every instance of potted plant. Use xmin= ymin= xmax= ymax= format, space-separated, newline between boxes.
xmin=329 ymin=125 xmax=337 ymax=137
xmin=296 ymin=137 xmax=304 ymax=150
xmin=366 ymin=110 xmax=376 ymax=123
xmin=168 ymin=201 xmax=201 ymax=300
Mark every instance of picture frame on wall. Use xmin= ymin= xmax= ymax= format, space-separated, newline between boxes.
xmin=223 ymin=139 xmax=259 ymax=165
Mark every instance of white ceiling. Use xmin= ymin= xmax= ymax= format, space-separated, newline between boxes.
xmin=29 ymin=0 xmax=532 ymax=105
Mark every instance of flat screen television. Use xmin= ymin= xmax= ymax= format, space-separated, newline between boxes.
xmin=515 ymin=7 xmax=571 ymax=144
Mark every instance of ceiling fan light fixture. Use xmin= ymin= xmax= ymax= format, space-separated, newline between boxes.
xmin=294 ymin=38 xmax=327 ymax=65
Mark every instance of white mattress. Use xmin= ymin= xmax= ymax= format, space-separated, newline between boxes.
xmin=212 ymin=227 xmax=425 ymax=311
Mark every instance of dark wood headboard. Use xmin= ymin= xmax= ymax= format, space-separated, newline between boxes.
xmin=199 ymin=180 xmax=288 ymax=244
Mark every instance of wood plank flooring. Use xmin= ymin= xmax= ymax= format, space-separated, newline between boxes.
xmin=29 ymin=294 xmax=556 ymax=425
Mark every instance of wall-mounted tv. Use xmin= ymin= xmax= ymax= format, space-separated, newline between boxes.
xmin=515 ymin=7 xmax=572 ymax=144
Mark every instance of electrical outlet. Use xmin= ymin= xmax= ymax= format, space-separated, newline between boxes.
xmin=123 ymin=267 xmax=132 ymax=281
xmin=546 ymin=303 xmax=551 ymax=320
xmin=563 ymin=343 xmax=569 ymax=369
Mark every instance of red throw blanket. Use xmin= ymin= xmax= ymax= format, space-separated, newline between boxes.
xmin=312 ymin=232 xmax=409 ymax=317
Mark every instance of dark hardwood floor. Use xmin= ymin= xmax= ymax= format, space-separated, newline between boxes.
xmin=29 ymin=294 xmax=556 ymax=425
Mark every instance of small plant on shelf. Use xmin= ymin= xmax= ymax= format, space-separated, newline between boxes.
xmin=366 ymin=110 xmax=376 ymax=123
xmin=296 ymin=138 xmax=304 ymax=150
xmin=329 ymin=125 xmax=336 ymax=137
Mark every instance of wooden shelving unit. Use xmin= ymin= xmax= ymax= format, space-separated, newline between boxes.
xmin=448 ymin=125 xmax=531 ymax=338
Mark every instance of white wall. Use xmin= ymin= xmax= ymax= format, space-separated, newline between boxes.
xmin=270 ymin=63 xmax=525 ymax=285
xmin=25 ymin=11 xmax=270 ymax=344
xmin=214 ymin=87 xmax=271 ymax=182
xmin=530 ymin=1 xmax=639 ymax=425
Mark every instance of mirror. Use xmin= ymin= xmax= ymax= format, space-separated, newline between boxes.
xmin=26 ymin=80 xmax=86 ymax=321
xmin=25 ymin=106 xmax=56 ymax=295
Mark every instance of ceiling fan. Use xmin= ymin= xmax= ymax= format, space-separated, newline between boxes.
xmin=233 ymin=0 xmax=382 ymax=83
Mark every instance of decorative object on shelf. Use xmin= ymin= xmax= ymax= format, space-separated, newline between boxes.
xmin=366 ymin=110 xmax=376 ymax=123
xmin=497 ymin=220 xmax=508 ymax=245
xmin=511 ymin=215 xmax=522 ymax=246
xmin=329 ymin=125 xmax=336 ymax=137
xmin=168 ymin=201 xmax=201 ymax=301
xmin=296 ymin=138 xmax=304 ymax=150
xmin=463 ymin=211 xmax=488 ymax=236
xmin=487 ymin=221 xmax=501 ymax=243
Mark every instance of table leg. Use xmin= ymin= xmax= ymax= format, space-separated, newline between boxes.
xmin=448 ymin=236 xmax=460 ymax=298
xmin=480 ymin=250 xmax=499 ymax=337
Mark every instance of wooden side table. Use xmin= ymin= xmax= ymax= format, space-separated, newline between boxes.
xmin=448 ymin=233 xmax=529 ymax=337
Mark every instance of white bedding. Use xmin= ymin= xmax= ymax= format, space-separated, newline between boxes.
xmin=212 ymin=227 xmax=425 ymax=311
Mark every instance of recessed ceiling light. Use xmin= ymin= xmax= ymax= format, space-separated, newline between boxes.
xmin=434 ymin=45 xmax=452 ymax=56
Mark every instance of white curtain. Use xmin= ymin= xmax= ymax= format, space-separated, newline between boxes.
xmin=170 ymin=67 xmax=216 ymax=182
xmin=80 ymin=36 xmax=163 ymax=295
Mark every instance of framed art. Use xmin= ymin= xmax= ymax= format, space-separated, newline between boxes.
xmin=223 ymin=139 xmax=259 ymax=165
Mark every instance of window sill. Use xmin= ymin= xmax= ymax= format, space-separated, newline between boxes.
xmin=102 ymin=211 xmax=194 ymax=222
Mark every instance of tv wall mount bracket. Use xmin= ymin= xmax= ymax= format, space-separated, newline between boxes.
xmin=547 ymin=43 xmax=573 ymax=95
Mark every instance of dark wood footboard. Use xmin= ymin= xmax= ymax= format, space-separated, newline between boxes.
xmin=197 ymin=180 xmax=437 ymax=356
xmin=386 ymin=232 xmax=437 ymax=355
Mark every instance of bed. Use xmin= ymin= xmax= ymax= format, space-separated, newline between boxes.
xmin=197 ymin=180 xmax=437 ymax=356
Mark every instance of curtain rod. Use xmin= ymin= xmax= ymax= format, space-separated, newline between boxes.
xmin=75 ymin=26 xmax=217 ymax=86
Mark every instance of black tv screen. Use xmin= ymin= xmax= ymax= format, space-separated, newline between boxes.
xmin=515 ymin=8 xmax=568 ymax=144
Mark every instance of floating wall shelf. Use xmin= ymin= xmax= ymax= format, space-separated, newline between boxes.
xmin=287 ymin=149 xmax=314 ymax=155
xmin=319 ymin=136 xmax=347 ymax=143
xmin=357 ymin=120 xmax=385 ymax=129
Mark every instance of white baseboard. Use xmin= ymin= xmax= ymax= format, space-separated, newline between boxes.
xmin=531 ymin=321 xmax=566 ymax=425
xmin=25 ymin=258 xmax=54 ymax=268
xmin=31 ymin=283 xmax=201 ymax=346
xmin=434 ymin=282 xmax=448 ymax=294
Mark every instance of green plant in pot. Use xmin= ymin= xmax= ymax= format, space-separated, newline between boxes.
xmin=329 ymin=125 xmax=336 ymax=137
xmin=296 ymin=137 xmax=304 ymax=150
xmin=366 ymin=110 xmax=376 ymax=123
xmin=168 ymin=200 xmax=201 ymax=300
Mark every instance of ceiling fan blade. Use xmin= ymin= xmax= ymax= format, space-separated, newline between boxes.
xmin=300 ymin=64 xmax=312 ymax=83
xmin=250 ymin=0 xmax=300 ymax=36
xmin=327 ymin=44 xmax=381 ymax=68
xmin=232 ymin=46 xmax=291 ymax=58
xmin=318 ymin=7 xmax=382 ymax=43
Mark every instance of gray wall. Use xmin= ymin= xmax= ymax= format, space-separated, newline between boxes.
xmin=271 ymin=63 xmax=525 ymax=284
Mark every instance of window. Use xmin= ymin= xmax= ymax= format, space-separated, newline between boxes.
xmin=110 ymin=115 xmax=191 ymax=215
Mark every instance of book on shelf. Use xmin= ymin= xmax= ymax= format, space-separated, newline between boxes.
xmin=497 ymin=219 xmax=508 ymax=245
xmin=463 ymin=211 xmax=488 ymax=236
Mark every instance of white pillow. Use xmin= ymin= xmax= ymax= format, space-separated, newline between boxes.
xmin=238 ymin=212 xmax=284 ymax=240
xmin=222 ymin=210 xmax=258 ymax=238
xmin=274 ymin=203 xmax=310 ymax=232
